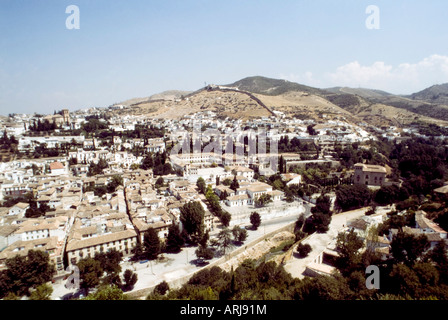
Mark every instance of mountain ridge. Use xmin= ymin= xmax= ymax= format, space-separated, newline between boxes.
xmin=110 ymin=76 xmax=448 ymax=126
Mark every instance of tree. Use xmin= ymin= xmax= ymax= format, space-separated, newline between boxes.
xmin=220 ymin=211 xmax=231 ymax=227
xmin=413 ymin=262 xmax=439 ymax=287
xmin=217 ymin=228 xmax=234 ymax=255
xmin=306 ymin=211 xmax=332 ymax=234
xmin=196 ymin=177 xmax=206 ymax=194
xmin=25 ymin=201 xmax=51 ymax=219
xmin=29 ymin=283 xmax=53 ymax=300
xmin=312 ymin=194 xmax=332 ymax=215
xmin=165 ymin=224 xmax=184 ymax=253
xmin=363 ymin=225 xmax=383 ymax=267
xmin=130 ymin=243 xmax=145 ymax=261
xmin=199 ymin=230 xmax=210 ymax=248
xmin=122 ymin=269 xmax=138 ymax=291
xmin=154 ymin=281 xmax=170 ymax=296
xmin=87 ymin=158 xmax=108 ymax=177
xmin=195 ymin=245 xmax=215 ymax=261
xmin=83 ymin=285 xmax=127 ymax=300
xmin=297 ymin=243 xmax=312 ymax=258
xmin=335 ymin=229 xmax=365 ymax=277
xmin=254 ymin=194 xmax=272 ymax=208
xmin=230 ymin=175 xmax=240 ymax=192
xmin=94 ymin=249 xmax=123 ymax=275
xmin=107 ymin=175 xmax=123 ymax=193
xmin=219 ymin=190 xmax=229 ymax=200
xmin=250 ymin=212 xmax=261 ymax=230
xmin=390 ymin=232 xmax=430 ymax=266
xmin=279 ymin=155 xmax=285 ymax=174
xmin=143 ymin=228 xmax=161 ymax=260
xmin=140 ymin=153 xmax=154 ymax=170
xmin=335 ymin=185 xmax=372 ymax=211
xmin=77 ymin=258 xmax=103 ymax=293
xmin=232 ymin=225 xmax=248 ymax=244
xmin=180 ymin=201 xmax=205 ymax=245
xmin=307 ymin=124 xmax=318 ymax=136
xmin=388 ymin=264 xmax=421 ymax=297
xmin=155 ymin=177 xmax=164 ymax=188
xmin=293 ymin=274 xmax=353 ymax=300
xmin=427 ymin=241 xmax=448 ymax=272
xmin=304 ymin=194 xmax=333 ymax=234
xmin=4 ymin=250 xmax=55 ymax=297
xmin=0 ymin=270 xmax=11 ymax=299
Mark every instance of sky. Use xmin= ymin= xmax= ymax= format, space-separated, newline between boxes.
xmin=1 ymin=0 xmax=448 ymax=115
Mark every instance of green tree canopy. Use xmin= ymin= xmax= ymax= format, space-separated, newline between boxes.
xmin=83 ymin=285 xmax=127 ymax=300
xmin=232 ymin=225 xmax=248 ymax=244
xmin=390 ymin=231 xmax=429 ymax=266
xmin=29 ymin=283 xmax=53 ymax=300
xmin=180 ymin=201 xmax=205 ymax=245
xmin=217 ymin=228 xmax=234 ymax=255
xmin=94 ymin=249 xmax=123 ymax=275
xmin=250 ymin=212 xmax=261 ymax=230
xmin=335 ymin=229 xmax=365 ymax=277
xmin=165 ymin=224 xmax=185 ymax=253
xmin=196 ymin=177 xmax=206 ymax=194
xmin=143 ymin=227 xmax=161 ymax=260
xmin=0 ymin=250 xmax=55 ymax=298
xmin=335 ymin=184 xmax=372 ymax=211
xmin=254 ymin=194 xmax=272 ymax=208
xmin=195 ymin=245 xmax=215 ymax=261
xmin=122 ymin=269 xmax=138 ymax=292
xmin=77 ymin=258 xmax=103 ymax=292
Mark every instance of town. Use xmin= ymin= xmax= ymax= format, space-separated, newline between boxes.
xmin=0 ymin=100 xmax=447 ymax=301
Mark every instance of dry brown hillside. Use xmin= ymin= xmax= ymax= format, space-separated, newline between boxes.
xmin=107 ymin=76 xmax=448 ymax=127
xmin=115 ymin=89 xmax=274 ymax=120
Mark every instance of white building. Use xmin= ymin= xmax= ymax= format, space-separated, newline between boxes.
xmin=8 ymin=202 xmax=30 ymax=217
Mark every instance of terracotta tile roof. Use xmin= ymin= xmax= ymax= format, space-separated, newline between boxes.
xmin=66 ymin=229 xmax=137 ymax=252
xmin=49 ymin=162 xmax=64 ymax=170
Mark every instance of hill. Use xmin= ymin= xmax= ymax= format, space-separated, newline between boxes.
xmin=409 ymin=83 xmax=448 ymax=105
xmin=225 ymin=76 xmax=327 ymax=96
xmin=108 ymin=76 xmax=448 ymax=126
xmin=325 ymin=87 xmax=393 ymax=100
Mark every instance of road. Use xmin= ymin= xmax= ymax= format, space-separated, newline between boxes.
xmin=50 ymin=203 xmax=311 ymax=300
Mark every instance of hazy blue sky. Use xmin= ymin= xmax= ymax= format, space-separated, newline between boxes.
xmin=1 ymin=0 xmax=448 ymax=115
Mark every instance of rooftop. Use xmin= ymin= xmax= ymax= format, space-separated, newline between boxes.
xmin=66 ymin=229 xmax=137 ymax=252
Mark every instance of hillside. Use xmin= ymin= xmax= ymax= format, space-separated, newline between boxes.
xmin=325 ymin=87 xmax=392 ymax=100
xmin=225 ymin=76 xmax=327 ymax=96
xmin=113 ymin=89 xmax=274 ymax=120
xmin=109 ymin=76 xmax=448 ymax=126
xmin=409 ymin=83 xmax=448 ymax=105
